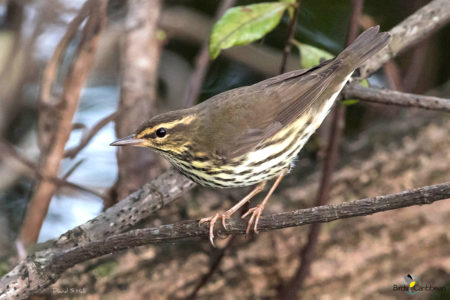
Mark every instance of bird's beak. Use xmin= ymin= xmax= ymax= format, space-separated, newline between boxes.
xmin=110 ymin=135 xmax=145 ymax=147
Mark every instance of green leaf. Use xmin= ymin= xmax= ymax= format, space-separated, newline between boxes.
xmin=360 ymin=78 xmax=369 ymax=87
xmin=279 ymin=0 xmax=296 ymax=3
xmin=341 ymin=99 xmax=359 ymax=106
xmin=209 ymin=3 xmax=289 ymax=59
xmin=343 ymin=79 xmax=369 ymax=104
xmin=291 ymin=40 xmax=334 ymax=69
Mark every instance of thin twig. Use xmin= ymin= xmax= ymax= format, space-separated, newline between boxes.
xmin=182 ymin=0 xmax=236 ymax=108
xmin=187 ymin=236 xmax=237 ymax=299
xmin=64 ymin=110 xmax=121 ymax=158
xmin=278 ymin=1 xmax=364 ymax=298
xmin=0 ymin=139 xmax=104 ymax=199
xmin=343 ymin=84 xmax=450 ymax=112
xmin=1 ymin=181 xmax=449 ymax=299
xmin=61 ymin=158 xmax=85 ymax=180
xmin=279 ymin=0 xmax=301 ymax=74
xmin=160 ymin=7 xmax=300 ymax=76
xmin=39 ymin=0 xmax=93 ymax=106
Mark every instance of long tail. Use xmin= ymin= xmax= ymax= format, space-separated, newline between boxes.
xmin=337 ymin=26 xmax=391 ymax=72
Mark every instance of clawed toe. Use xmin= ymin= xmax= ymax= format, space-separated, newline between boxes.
xmin=199 ymin=213 xmax=231 ymax=247
xmin=242 ymin=205 xmax=264 ymax=235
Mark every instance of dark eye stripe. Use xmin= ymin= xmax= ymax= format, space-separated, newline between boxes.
xmin=142 ymin=133 xmax=156 ymax=139
xmin=139 ymin=122 xmax=190 ymax=139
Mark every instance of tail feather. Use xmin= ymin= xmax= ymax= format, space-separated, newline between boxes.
xmin=337 ymin=26 xmax=391 ymax=70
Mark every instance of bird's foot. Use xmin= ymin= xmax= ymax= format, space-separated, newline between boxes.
xmin=241 ymin=204 xmax=265 ymax=235
xmin=199 ymin=212 xmax=232 ymax=247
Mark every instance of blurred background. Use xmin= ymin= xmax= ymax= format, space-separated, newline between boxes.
xmin=0 ymin=0 xmax=449 ymax=298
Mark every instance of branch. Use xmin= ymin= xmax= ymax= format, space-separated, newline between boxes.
xmin=50 ymin=182 xmax=450 ymax=246
xmin=279 ymin=0 xmax=301 ymax=74
xmin=343 ymin=84 xmax=450 ymax=112
xmin=359 ymin=0 xmax=450 ymax=78
xmin=1 ymin=182 xmax=448 ymax=299
xmin=19 ymin=1 xmax=108 ymax=247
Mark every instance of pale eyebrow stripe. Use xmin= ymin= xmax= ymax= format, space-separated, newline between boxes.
xmin=136 ymin=115 xmax=196 ymax=138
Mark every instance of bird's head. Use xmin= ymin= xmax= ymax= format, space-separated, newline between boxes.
xmin=110 ymin=110 xmax=198 ymax=157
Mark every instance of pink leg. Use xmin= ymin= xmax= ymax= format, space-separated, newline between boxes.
xmin=199 ymin=181 xmax=266 ymax=247
xmin=242 ymin=169 xmax=287 ymax=234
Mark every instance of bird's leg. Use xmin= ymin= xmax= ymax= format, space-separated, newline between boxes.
xmin=242 ymin=169 xmax=287 ymax=235
xmin=199 ymin=181 xmax=266 ymax=246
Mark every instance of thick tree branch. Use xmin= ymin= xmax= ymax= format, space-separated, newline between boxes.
xmin=54 ymin=169 xmax=196 ymax=249
xmin=1 ymin=182 xmax=448 ymax=299
xmin=359 ymin=0 xmax=450 ymax=78
xmin=113 ymin=0 xmax=163 ymax=200
xmin=343 ymin=84 xmax=450 ymax=112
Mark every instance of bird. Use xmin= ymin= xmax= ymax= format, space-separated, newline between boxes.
xmin=111 ymin=26 xmax=391 ymax=246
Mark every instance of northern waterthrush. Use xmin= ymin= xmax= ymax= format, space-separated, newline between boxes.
xmin=111 ymin=26 xmax=390 ymax=246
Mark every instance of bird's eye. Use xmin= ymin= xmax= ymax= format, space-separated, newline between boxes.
xmin=156 ymin=127 xmax=167 ymax=138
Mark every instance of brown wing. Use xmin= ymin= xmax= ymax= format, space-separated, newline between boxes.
xmin=200 ymin=87 xmax=283 ymax=159
xmin=270 ymin=60 xmax=340 ymax=127
xmin=201 ymin=60 xmax=341 ymax=160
